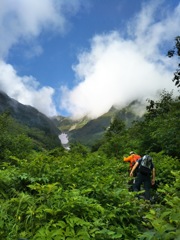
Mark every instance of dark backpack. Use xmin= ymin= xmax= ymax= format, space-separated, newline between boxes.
xmin=139 ymin=155 xmax=152 ymax=175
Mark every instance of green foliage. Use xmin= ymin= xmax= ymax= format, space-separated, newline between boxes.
xmin=0 ymin=144 xmax=179 ymax=239
xmin=0 ymin=76 xmax=179 ymax=239
xmin=97 ymin=118 xmax=127 ymax=158
xmin=0 ymin=112 xmax=62 ymax=160
xmin=139 ymin=171 xmax=180 ymax=240
xmin=0 ymin=150 xmax=137 ymax=239
xmin=145 ymin=90 xmax=176 ymax=119
xmin=98 ymin=134 xmax=125 ymax=158
xmin=143 ymin=91 xmax=180 ymax=157
xmin=28 ymin=127 xmax=61 ymax=150
xmin=105 ymin=118 xmax=126 ymax=138
xmin=102 ymin=90 xmax=180 ymax=158
xmin=167 ymin=36 xmax=180 ymax=88
xmin=0 ymin=113 xmax=33 ymax=159
xmin=69 ymin=143 xmax=90 ymax=157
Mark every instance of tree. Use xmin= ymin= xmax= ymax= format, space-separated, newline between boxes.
xmin=0 ymin=112 xmax=33 ymax=159
xmin=105 ymin=117 xmax=126 ymax=138
xmin=145 ymin=90 xmax=174 ymax=120
xmin=142 ymin=91 xmax=180 ymax=157
xmin=167 ymin=36 xmax=180 ymax=88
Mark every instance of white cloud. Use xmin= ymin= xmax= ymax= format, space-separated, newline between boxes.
xmin=0 ymin=0 xmax=86 ymax=58
xmin=0 ymin=60 xmax=57 ymax=116
xmin=60 ymin=1 xmax=180 ymax=119
xmin=0 ymin=0 xmax=179 ymax=119
xmin=0 ymin=0 xmax=84 ymax=116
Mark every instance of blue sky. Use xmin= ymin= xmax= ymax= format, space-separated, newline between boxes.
xmin=0 ymin=0 xmax=179 ymax=118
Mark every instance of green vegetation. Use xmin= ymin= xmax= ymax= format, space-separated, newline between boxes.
xmin=95 ymin=90 xmax=180 ymax=159
xmin=0 ymin=37 xmax=179 ymax=239
xmin=0 ymin=89 xmax=179 ymax=240
xmin=167 ymin=36 xmax=180 ymax=88
xmin=0 ymin=112 xmax=64 ymax=159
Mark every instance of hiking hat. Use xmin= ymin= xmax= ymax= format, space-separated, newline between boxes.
xmin=130 ymin=151 xmax=135 ymax=154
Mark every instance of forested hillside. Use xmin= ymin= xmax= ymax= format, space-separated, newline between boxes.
xmin=0 ymin=88 xmax=179 ymax=240
xmin=0 ymin=91 xmax=61 ymax=150
xmin=0 ymin=37 xmax=179 ymax=240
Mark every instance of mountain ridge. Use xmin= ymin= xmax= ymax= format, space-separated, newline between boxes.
xmin=53 ymin=101 xmax=144 ymax=146
xmin=0 ymin=90 xmax=145 ymax=148
xmin=0 ymin=90 xmax=61 ymax=148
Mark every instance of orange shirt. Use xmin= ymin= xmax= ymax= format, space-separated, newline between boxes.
xmin=124 ymin=154 xmax=141 ymax=169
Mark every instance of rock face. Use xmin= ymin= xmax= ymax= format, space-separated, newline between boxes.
xmin=0 ymin=90 xmax=61 ymax=140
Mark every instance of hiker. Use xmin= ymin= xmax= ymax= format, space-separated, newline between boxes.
xmin=123 ymin=151 xmax=141 ymax=191
xmin=123 ymin=151 xmax=141 ymax=175
xmin=130 ymin=155 xmax=155 ymax=200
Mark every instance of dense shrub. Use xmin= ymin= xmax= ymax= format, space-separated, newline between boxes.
xmin=0 ymin=150 xmax=179 ymax=239
xmin=0 ymin=89 xmax=179 ymax=239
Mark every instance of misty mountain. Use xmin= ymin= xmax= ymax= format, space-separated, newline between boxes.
xmin=0 ymin=90 xmax=61 ymax=148
xmin=53 ymin=101 xmax=144 ymax=147
xmin=0 ymin=90 xmax=144 ymax=148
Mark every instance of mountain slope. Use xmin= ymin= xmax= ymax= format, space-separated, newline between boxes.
xmin=54 ymin=102 xmax=144 ymax=146
xmin=0 ymin=91 xmax=61 ymax=149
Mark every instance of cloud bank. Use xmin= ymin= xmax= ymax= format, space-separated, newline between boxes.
xmin=0 ymin=0 xmax=83 ymax=116
xmin=61 ymin=1 xmax=180 ymax=119
xmin=0 ymin=0 xmax=179 ymax=118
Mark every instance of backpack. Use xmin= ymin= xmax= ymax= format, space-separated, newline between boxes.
xmin=131 ymin=154 xmax=141 ymax=176
xmin=139 ymin=155 xmax=152 ymax=175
